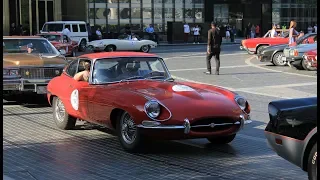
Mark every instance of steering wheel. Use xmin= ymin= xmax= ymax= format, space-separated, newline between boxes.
xmin=142 ymin=71 xmax=163 ymax=78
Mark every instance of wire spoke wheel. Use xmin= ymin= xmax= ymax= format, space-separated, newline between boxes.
xmin=55 ymin=99 xmax=66 ymax=123
xmin=120 ymin=112 xmax=137 ymax=144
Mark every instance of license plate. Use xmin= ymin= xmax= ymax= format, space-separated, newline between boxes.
xmin=281 ymin=57 xmax=287 ymax=61
xmin=37 ymin=86 xmax=47 ymax=94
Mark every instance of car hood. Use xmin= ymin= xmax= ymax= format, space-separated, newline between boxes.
xmin=117 ymin=80 xmax=241 ymax=117
xmin=3 ymin=53 xmax=67 ymax=68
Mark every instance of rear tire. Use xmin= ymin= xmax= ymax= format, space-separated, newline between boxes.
xmin=105 ymin=45 xmax=115 ymax=52
xmin=272 ymin=52 xmax=286 ymax=66
xmin=307 ymin=143 xmax=317 ymax=180
xmin=52 ymin=97 xmax=76 ymax=130
xmin=207 ymin=134 xmax=236 ymax=144
xmin=140 ymin=45 xmax=150 ymax=53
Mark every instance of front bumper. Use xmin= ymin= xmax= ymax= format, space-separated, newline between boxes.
xmin=265 ymin=131 xmax=304 ymax=169
xmin=240 ymin=45 xmax=255 ymax=54
xmin=257 ymin=54 xmax=272 ymax=62
xmin=137 ymin=114 xmax=252 ymax=136
xmin=3 ymin=78 xmax=50 ymax=94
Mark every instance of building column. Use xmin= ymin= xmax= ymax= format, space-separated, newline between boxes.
xmin=54 ymin=0 xmax=62 ymax=21
xmin=29 ymin=0 xmax=32 ymax=35
xmin=36 ymin=0 xmax=39 ymax=33
xmin=3 ymin=0 xmax=10 ymax=35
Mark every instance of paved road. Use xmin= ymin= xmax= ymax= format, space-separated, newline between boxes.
xmin=3 ymin=44 xmax=316 ymax=180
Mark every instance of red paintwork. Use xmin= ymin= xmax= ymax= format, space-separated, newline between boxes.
xmin=38 ymin=33 xmax=78 ymax=56
xmin=47 ymin=54 xmax=250 ymax=139
xmin=304 ymin=49 xmax=317 ymax=68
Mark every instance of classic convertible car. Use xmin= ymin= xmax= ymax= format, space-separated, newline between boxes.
xmin=86 ymin=34 xmax=157 ymax=53
xmin=47 ymin=52 xmax=252 ymax=152
xmin=3 ymin=36 xmax=68 ymax=95
xmin=38 ymin=32 xmax=78 ymax=57
xmin=240 ymin=29 xmax=289 ymax=54
xmin=265 ymin=97 xmax=317 ymax=180
xmin=257 ymin=33 xmax=317 ymax=66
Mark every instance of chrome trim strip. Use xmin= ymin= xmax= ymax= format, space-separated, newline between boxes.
xmin=184 ymin=118 xmax=190 ymax=134
xmin=136 ymin=124 xmax=185 ymax=129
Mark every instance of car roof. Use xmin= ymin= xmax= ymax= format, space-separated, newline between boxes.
xmin=45 ymin=21 xmax=86 ymax=24
xmin=38 ymin=32 xmax=62 ymax=35
xmin=3 ymin=36 xmax=43 ymax=39
xmin=79 ymin=52 xmax=159 ymax=60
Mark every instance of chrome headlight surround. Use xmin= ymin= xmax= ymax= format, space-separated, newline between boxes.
xmin=144 ymin=100 xmax=161 ymax=119
xmin=234 ymin=95 xmax=247 ymax=111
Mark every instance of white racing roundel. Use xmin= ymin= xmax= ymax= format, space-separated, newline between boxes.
xmin=70 ymin=89 xmax=79 ymax=110
xmin=172 ymin=85 xmax=195 ymax=92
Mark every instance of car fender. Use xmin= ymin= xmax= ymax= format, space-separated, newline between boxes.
xmin=256 ymin=43 xmax=270 ymax=50
xmin=301 ymin=127 xmax=317 ymax=169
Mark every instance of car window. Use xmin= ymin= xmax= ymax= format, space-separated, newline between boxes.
xmin=64 ymin=24 xmax=71 ymax=30
xmin=92 ymin=57 xmax=170 ymax=84
xmin=72 ymin=25 xmax=79 ymax=32
xmin=65 ymin=60 xmax=78 ymax=77
xmin=3 ymin=38 xmax=59 ymax=55
xmin=77 ymin=59 xmax=92 ymax=73
xmin=79 ymin=24 xmax=87 ymax=32
xmin=42 ymin=24 xmax=63 ymax=32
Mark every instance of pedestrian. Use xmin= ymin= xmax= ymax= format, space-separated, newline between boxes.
xmin=225 ymin=25 xmax=230 ymax=41
xmin=87 ymin=23 xmax=92 ymax=41
xmin=192 ymin=25 xmax=200 ymax=44
xmin=204 ymin=22 xmax=222 ymax=75
xmin=255 ymin=24 xmax=260 ymax=37
xmin=183 ymin=22 xmax=190 ymax=43
xmin=250 ymin=24 xmax=255 ymax=38
xmin=270 ymin=24 xmax=277 ymax=38
xmin=145 ymin=24 xmax=155 ymax=40
xmin=313 ymin=23 xmax=317 ymax=33
xmin=307 ymin=25 xmax=313 ymax=33
xmin=96 ymin=28 xmax=102 ymax=39
xmin=10 ymin=23 xmax=17 ymax=36
xmin=288 ymin=20 xmax=299 ymax=45
xmin=62 ymin=27 xmax=71 ymax=37
xmin=246 ymin=23 xmax=251 ymax=39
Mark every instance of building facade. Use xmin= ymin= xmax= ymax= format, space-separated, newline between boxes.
xmin=87 ymin=0 xmax=317 ymax=36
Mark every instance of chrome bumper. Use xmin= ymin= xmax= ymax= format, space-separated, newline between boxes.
xmin=3 ymin=78 xmax=51 ymax=94
xmin=137 ymin=115 xmax=252 ymax=134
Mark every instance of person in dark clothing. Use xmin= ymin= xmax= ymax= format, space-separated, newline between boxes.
xmin=10 ymin=23 xmax=17 ymax=36
xmin=204 ymin=22 xmax=222 ymax=75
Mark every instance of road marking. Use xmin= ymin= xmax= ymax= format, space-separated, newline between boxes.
xmin=237 ymin=82 xmax=317 ymax=90
xmin=3 ymin=105 xmax=22 ymax=108
xmin=245 ymin=56 xmax=317 ymax=78
xmin=164 ymin=52 xmax=248 ymax=60
xmin=170 ymin=65 xmax=252 ymax=72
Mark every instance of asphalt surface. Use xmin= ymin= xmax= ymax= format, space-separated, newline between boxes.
xmin=3 ymin=44 xmax=317 ymax=180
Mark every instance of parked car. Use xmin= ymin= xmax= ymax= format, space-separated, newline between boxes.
xmin=38 ymin=32 xmax=78 ymax=57
xmin=46 ymin=52 xmax=252 ymax=152
xmin=265 ymin=97 xmax=317 ymax=180
xmin=283 ymin=42 xmax=317 ymax=70
xmin=257 ymin=33 xmax=317 ymax=66
xmin=240 ymin=29 xmax=290 ymax=54
xmin=86 ymin=34 xmax=157 ymax=53
xmin=40 ymin=21 xmax=89 ymax=52
xmin=302 ymin=49 xmax=317 ymax=70
xmin=3 ymin=36 xmax=68 ymax=95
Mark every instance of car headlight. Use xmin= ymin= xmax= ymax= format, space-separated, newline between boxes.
xmin=144 ymin=100 xmax=161 ymax=119
xmin=235 ymin=95 xmax=247 ymax=110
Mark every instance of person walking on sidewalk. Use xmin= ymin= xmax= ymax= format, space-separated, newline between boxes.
xmin=204 ymin=22 xmax=222 ymax=75
xmin=192 ymin=25 xmax=200 ymax=44
xmin=183 ymin=22 xmax=190 ymax=43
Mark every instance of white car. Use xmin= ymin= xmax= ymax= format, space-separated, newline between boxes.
xmin=86 ymin=34 xmax=157 ymax=53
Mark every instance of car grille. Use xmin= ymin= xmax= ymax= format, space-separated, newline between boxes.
xmin=191 ymin=117 xmax=238 ymax=132
xmin=20 ymin=68 xmax=63 ymax=79
xmin=283 ymin=48 xmax=290 ymax=57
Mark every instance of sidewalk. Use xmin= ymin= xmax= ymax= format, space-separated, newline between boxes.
xmin=158 ymin=38 xmax=243 ymax=46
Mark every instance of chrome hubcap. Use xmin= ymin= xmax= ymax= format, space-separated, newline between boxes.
xmin=121 ymin=112 xmax=137 ymax=144
xmin=55 ymin=99 xmax=66 ymax=123
xmin=142 ymin=46 xmax=149 ymax=52
xmin=275 ymin=53 xmax=285 ymax=65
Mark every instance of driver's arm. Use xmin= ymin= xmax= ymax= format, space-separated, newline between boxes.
xmin=74 ymin=71 xmax=84 ymax=81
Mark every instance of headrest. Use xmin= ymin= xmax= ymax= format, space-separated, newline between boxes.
xmin=27 ymin=43 xmax=33 ymax=48
xmin=126 ymin=62 xmax=140 ymax=70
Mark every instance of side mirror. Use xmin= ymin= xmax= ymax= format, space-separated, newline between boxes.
xmin=59 ymin=49 xmax=66 ymax=55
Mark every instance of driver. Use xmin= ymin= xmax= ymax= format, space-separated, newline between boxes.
xmin=27 ymin=43 xmax=34 ymax=53
xmin=74 ymin=62 xmax=91 ymax=82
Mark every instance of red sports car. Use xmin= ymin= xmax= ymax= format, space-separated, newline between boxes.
xmin=302 ymin=49 xmax=317 ymax=70
xmin=46 ymin=52 xmax=252 ymax=152
xmin=38 ymin=33 xmax=78 ymax=57
xmin=240 ymin=29 xmax=290 ymax=54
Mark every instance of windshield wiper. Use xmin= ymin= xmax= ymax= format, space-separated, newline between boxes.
xmin=120 ymin=76 xmax=145 ymax=82
xmin=145 ymin=75 xmax=165 ymax=80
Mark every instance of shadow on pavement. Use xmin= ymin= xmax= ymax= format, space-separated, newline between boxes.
xmin=3 ymin=93 xmax=50 ymax=108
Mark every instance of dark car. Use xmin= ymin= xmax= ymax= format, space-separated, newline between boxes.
xmin=265 ymin=97 xmax=317 ymax=180
xmin=257 ymin=33 xmax=317 ymax=66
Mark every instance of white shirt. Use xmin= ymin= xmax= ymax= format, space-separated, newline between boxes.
xmin=62 ymin=28 xmax=70 ymax=37
xmin=193 ymin=27 xmax=200 ymax=35
xmin=314 ymin=26 xmax=317 ymax=33
xmin=184 ymin=24 xmax=190 ymax=33
xmin=96 ymin=30 xmax=102 ymax=36
xmin=270 ymin=29 xmax=276 ymax=38
xmin=308 ymin=27 xmax=313 ymax=33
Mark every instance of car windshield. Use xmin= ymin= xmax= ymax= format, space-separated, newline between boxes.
xmin=92 ymin=57 xmax=170 ymax=84
xmin=40 ymin=34 xmax=61 ymax=42
xmin=264 ymin=30 xmax=289 ymax=38
xmin=3 ymin=39 xmax=60 ymax=55
xmin=42 ymin=24 xmax=63 ymax=32
xmin=296 ymin=34 xmax=317 ymax=45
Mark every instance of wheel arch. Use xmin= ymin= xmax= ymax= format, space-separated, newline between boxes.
xmin=105 ymin=44 xmax=117 ymax=51
xmin=255 ymin=44 xmax=270 ymax=53
xmin=271 ymin=50 xmax=284 ymax=59
xmin=302 ymin=128 xmax=317 ymax=171
xmin=110 ymin=108 xmax=125 ymax=130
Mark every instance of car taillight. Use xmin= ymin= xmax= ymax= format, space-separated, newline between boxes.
xmin=293 ymin=49 xmax=299 ymax=56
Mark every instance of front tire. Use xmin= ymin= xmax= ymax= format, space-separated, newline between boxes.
xmin=272 ymin=52 xmax=286 ymax=66
xmin=117 ymin=111 xmax=143 ymax=152
xmin=207 ymin=134 xmax=236 ymax=144
xmin=105 ymin=45 xmax=115 ymax=52
xmin=140 ymin=45 xmax=150 ymax=53
xmin=307 ymin=143 xmax=317 ymax=180
xmin=52 ymin=97 xmax=76 ymax=130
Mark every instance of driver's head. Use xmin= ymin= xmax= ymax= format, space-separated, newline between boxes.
xmin=84 ymin=62 xmax=91 ymax=71
xmin=27 ymin=43 xmax=33 ymax=53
